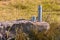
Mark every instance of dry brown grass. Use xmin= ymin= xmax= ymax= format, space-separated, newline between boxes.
xmin=0 ymin=0 xmax=60 ymax=40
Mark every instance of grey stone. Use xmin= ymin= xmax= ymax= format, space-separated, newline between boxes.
xmin=0 ymin=20 xmax=50 ymax=40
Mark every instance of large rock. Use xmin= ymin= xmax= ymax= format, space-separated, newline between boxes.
xmin=0 ymin=20 xmax=50 ymax=40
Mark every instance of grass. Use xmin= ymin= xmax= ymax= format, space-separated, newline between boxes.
xmin=0 ymin=0 xmax=60 ymax=21
xmin=0 ymin=0 xmax=60 ymax=40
